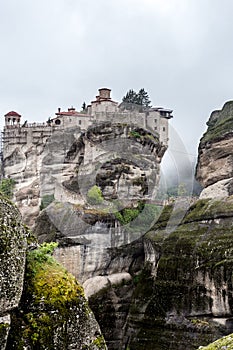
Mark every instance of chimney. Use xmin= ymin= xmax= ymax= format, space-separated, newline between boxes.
xmin=58 ymin=107 xmax=61 ymax=113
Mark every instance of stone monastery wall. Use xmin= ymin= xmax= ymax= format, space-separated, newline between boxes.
xmin=2 ymin=88 xmax=173 ymax=157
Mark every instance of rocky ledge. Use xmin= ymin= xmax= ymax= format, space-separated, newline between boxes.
xmin=196 ymin=101 xmax=233 ymax=198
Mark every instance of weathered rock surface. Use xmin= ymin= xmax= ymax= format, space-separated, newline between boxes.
xmin=196 ymin=101 xmax=233 ymax=197
xmin=87 ymin=198 xmax=233 ymax=349
xmin=0 ymin=195 xmax=107 ymax=349
xmin=34 ymin=200 xmax=158 ymax=282
xmin=32 ymin=122 xmax=165 ymax=282
xmin=7 ymin=243 xmax=107 ymax=350
xmin=0 ymin=194 xmax=28 ymax=350
xmin=4 ymin=122 xmax=166 ymax=229
xmin=3 ymin=127 xmax=82 ymax=227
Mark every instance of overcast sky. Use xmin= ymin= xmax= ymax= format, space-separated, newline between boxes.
xmin=1 ymin=0 xmax=233 ymax=159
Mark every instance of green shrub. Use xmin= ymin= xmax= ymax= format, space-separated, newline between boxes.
xmin=129 ymin=130 xmax=141 ymax=138
xmin=115 ymin=207 xmax=140 ymax=225
xmin=0 ymin=178 xmax=15 ymax=199
xmin=87 ymin=185 xmax=103 ymax=205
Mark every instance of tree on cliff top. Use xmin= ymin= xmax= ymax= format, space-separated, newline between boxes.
xmin=122 ymin=88 xmax=151 ymax=108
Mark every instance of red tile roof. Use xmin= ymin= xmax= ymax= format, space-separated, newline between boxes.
xmin=5 ymin=111 xmax=21 ymax=117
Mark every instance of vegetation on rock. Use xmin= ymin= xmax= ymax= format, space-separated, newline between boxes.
xmin=122 ymin=88 xmax=151 ymax=108
xmin=7 ymin=242 xmax=106 ymax=349
xmin=201 ymin=101 xmax=233 ymax=144
xmin=198 ymin=333 xmax=233 ymax=349
xmin=0 ymin=178 xmax=15 ymax=199
xmin=87 ymin=185 xmax=104 ymax=205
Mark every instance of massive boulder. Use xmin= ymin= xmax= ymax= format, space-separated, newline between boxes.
xmin=196 ymin=101 xmax=233 ymax=198
xmin=7 ymin=243 xmax=107 ymax=350
xmin=0 ymin=193 xmax=28 ymax=350
xmin=0 ymin=194 xmax=107 ymax=349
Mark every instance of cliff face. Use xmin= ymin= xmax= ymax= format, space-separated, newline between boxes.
xmin=32 ymin=122 xmax=165 ymax=281
xmin=4 ymin=122 xmax=165 ymax=228
xmin=0 ymin=196 xmax=107 ymax=350
xmin=3 ymin=127 xmax=81 ymax=227
xmin=87 ymin=198 xmax=233 ymax=349
xmin=196 ymin=101 xmax=233 ymax=198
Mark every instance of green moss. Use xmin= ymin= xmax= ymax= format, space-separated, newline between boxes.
xmin=191 ymin=318 xmax=210 ymax=328
xmin=92 ymin=335 xmax=106 ymax=348
xmin=8 ymin=242 xmax=89 ymax=349
xmin=201 ymin=103 xmax=233 ymax=144
xmin=26 ymin=242 xmax=84 ymax=308
xmin=129 ymin=130 xmax=141 ymax=138
xmin=0 ymin=323 xmax=10 ymax=336
xmin=199 ymin=333 xmax=233 ymax=349
xmin=0 ymin=178 xmax=15 ymax=199
xmin=87 ymin=185 xmax=104 ymax=205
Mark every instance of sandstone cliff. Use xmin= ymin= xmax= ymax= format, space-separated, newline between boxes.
xmin=196 ymin=101 xmax=233 ymax=198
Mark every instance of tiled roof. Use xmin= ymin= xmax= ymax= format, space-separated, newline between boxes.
xmin=5 ymin=111 xmax=21 ymax=117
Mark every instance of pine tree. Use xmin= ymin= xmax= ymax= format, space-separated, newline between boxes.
xmin=82 ymin=102 xmax=86 ymax=111
xmin=122 ymin=89 xmax=137 ymax=104
xmin=122 ymin=88 xmax=151 ymax=108
xmin=136 ymin=88 xmax=151 ymax=108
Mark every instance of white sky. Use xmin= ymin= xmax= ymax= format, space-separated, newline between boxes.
xmin=1 ymin=0 xmax=233 ymax=157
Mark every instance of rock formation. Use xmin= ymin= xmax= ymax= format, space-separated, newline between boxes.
xmin=2 ymin=88 xmax=172 ymax=228
xmin=0 ymin=193 xmax=28 ymax=350
xmin=6 ymin=95 xmax=233 ymax=349
xmin=196 ymin=101 xmax=233 ymax=198
xmin=87 ymin=198 xmax=233 ymax=349
xmin=199 ymin=333 xmax=233 ymax=349
xmin=0 ymin=194 xmax=107 ymax=349
xmin=32 ymin=122 xmax=165 ymax=282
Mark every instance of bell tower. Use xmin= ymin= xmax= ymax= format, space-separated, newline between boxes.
xmin=4 ymin=111 xmax=21 ymax=128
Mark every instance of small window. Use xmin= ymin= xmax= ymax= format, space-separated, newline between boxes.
xmin=79 ymin=120 xmax=82 ymax=125
xmin=163 ymin=127 xmax=166 ymax=131
xmin=160 ymin=111 xmax=167 ymax=117
xmin=154 ymin=119 xmax=157 ymax=123
xmin=154 ymin=127 xmax=157 ymax=130
xmin=55 ymin=119 xmax=61 ymax=125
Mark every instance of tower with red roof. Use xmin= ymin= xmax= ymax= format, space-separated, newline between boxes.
xmin=4 ymin=111 xmax=21 ymax=128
